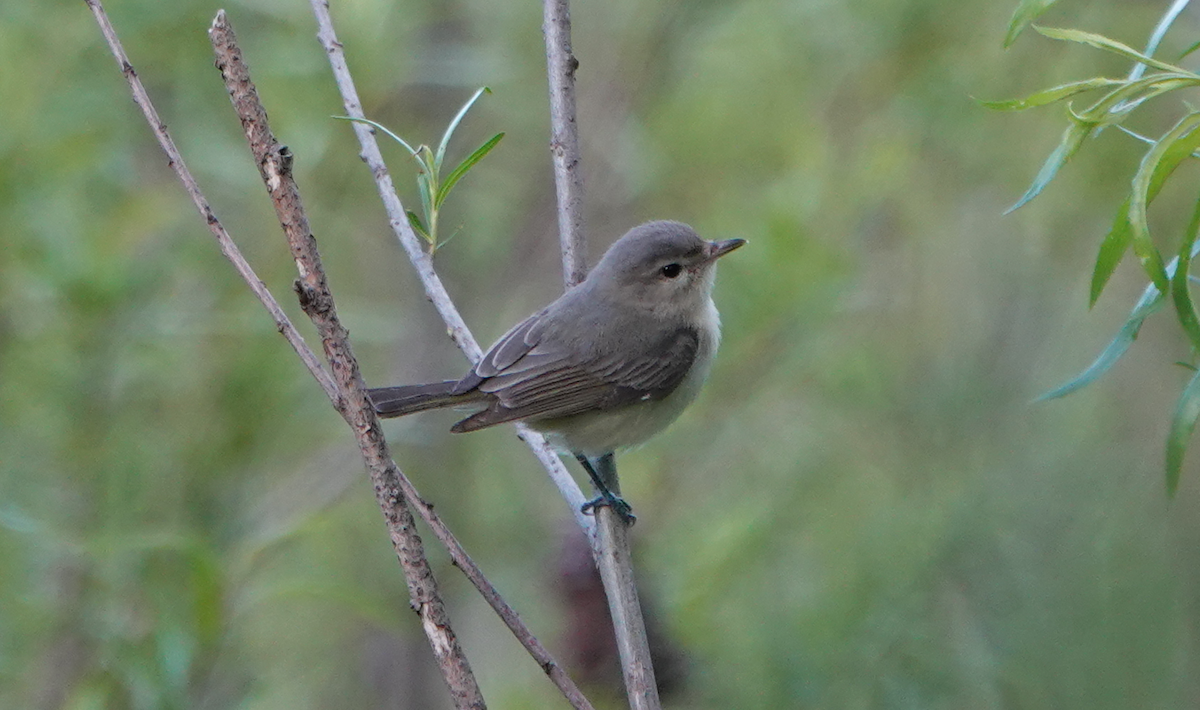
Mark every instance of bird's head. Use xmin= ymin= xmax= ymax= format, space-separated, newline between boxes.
xmin=587 ymin=221 xmax=745 ymax=319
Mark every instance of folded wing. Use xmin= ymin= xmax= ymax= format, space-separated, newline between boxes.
xmin=450 ymin=322 xmax=699 ymax=433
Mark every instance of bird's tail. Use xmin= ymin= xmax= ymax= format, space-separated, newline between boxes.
xmin=367 ymin=381 xmax=483 ymax=418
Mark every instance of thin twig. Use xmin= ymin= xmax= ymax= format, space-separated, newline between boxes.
xmin=541 ymin=1 xmax=662 ymax=707
xmin=307 ymin=0 xmax=595 ymax=536
xmin=542 ymin=0 xmax=588 ymax=287
xmin=1129 ymin=0 xmax=1192 ymax=84
xmin=594 ymin=516 xmax=658 ymax=704
xmin=205 ymin=12 xmax=485 ymax=709
xmin=82 ymin=0 xmax=338 ymax=405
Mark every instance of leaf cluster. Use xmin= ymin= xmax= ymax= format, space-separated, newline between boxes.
xmin=992 ymin=7 xmax=1200 ymax=492
xmin=337 ymin=87 xmax=503 ymax=254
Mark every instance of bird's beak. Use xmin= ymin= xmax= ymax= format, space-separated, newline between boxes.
xmin=704 ymin=238 xmax=747 ymax=262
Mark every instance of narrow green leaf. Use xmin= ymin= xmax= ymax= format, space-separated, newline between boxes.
xmin=416 ymin=171 xmax=434 ymax=238
xmin=1034 ymin=26 xmax=1199 ymax=76
xmin=1166 ymin=367 xmax=1200 ymax=495
xmin=435 ymin=87 xmax=491 ymax=171
xmin=417 ymin=146 xmax=438 ymax=197
xmin=1180 ymin=38 xmax=1200 ymax=61
xmin=1129 ymin=112 xmax=1200 ymax=293
xmin=415 ymin=145 xmax=436 ymax=172
xmin=1005 ymin=0 xmax=1060 ymax=47
xmin=1053 ymin=229 xmax=1199 ymax=398
xmin=434 ymin=133 xmax=504 ymax=210
xmin=406 ymin=210 xmax=430 ymax=242
xmin=1093 ymin=114 xmax=1200 ymax=304
xmin=1090 ymin=199 xmax=1134 ymax=306
xmin=432 ymin=226 xmax=465 ymax=254
xmin=1129 ymin=234 xmax=1171 ymax=299
xmin=1037 ymin=291 xmax=1164 ymax=401
xmin=1006 ymin=119 xmax=1092 ymax=213
xmin=978 ymin=78 xmax=1123 ymax=111
xmin=1072 ymin=74 xmax=1200 ymax=128
xmin=332 ymin=115 xmax=419 ymax=157
xmin=1172 ymin=192 xmax=1200 ymax=351
xmin=1111 ymin=77 xmax=1200 ymax=117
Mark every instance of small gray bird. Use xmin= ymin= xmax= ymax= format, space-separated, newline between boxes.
xmin=369 ymin=220 xmax=744 ymax=523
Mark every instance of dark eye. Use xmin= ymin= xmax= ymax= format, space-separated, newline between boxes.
xmin=660 ymin=263 xmax=683 ymax=278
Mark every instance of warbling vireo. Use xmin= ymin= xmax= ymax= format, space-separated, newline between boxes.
xmin=369 ymin=220 xmax=744 ymax=523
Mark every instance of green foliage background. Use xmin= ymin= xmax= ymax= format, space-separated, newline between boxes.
xmin=6 ymin=0 xmax=1200 ymax=708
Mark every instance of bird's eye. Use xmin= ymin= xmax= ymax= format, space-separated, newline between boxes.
xmin=660 ymin=263 xmax=683 ymax=278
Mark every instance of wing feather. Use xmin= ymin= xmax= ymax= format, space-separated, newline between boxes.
xmin=451 ymin=327 xmax=700 ymax=432
xmin=451 ymin=310 xmax=546 ymax=394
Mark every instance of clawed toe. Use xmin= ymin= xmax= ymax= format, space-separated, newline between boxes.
xmin=581 ymin=494 xmax=636 ymax=525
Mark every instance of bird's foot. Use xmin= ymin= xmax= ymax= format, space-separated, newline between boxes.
xmin=581 ymin=493 xmax=636 ymax=526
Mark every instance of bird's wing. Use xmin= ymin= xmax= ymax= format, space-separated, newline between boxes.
xmin=450 ymin=310 xmax=548 ymax=395
xmin=450 ymin=326 xmax=700 ymax=432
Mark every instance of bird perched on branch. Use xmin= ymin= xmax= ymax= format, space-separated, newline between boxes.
xmin=369 ymin=220 xmax=744 ymax=523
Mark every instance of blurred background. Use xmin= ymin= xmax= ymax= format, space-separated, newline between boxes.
xmin=6 ymin=0 xmax=1200 ymax=707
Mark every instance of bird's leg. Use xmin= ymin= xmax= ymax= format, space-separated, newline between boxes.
xmin=575 ymin=452 xmax=635 ymax=525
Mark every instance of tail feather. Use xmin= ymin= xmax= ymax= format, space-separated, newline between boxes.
xmin=368 ymin=380 xmax=484 ymax=418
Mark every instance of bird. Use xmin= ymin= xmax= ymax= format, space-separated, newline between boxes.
xmin=368 ymin=220 xmax=744 ymax=523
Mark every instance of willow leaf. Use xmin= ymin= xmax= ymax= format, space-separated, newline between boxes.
xmin=435 ymin=87 xmax=491 ymax=171
xmin=1129 ymin=112 xmax=1200 ymax=293
xmin=1034 ymin=26 xmax=1198 ymax=76
xmin=979 ymin=78 xmax=1122 ymax=111
xmin=435 ymin=133 xmax=504 ymax=210
xmin=1091 ymin=199 xmax=1134 ymax=306
xmin=1075 ymin=75 xmax=1200 ymax=126
xmin=332 ymin=115 xmax=419 ymax=157
xmin=406 ymin=210 xmax=430 ymax=243
xmin=1037 ymin=291 xmax=1164 ymax=401
xmin=1174 ymin=193 xmax=1200 ymax=351
xmin=1006 ymin=119 xmax=1092 ymax=214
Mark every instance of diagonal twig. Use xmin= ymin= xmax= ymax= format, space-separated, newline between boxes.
xmin=82 ymin=0 xmax=338 ymax=405
xmin=201 ymin=22 xmax=486 ymax=708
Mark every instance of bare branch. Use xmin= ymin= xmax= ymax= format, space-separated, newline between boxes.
xmin=542 ymin=0 xmax=589 ymax=287
xmin=82 ymin=0 xmax=337 ymax=405
xmin=593 ymin=515 xmax=659 ymax=707
xmin=541 ymin=1 xmax=663 ymax=707
xmin=306 ymin=0 xmax=595 ymax=535
xmin=204 ymin=12 xmax=485 ymax=708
